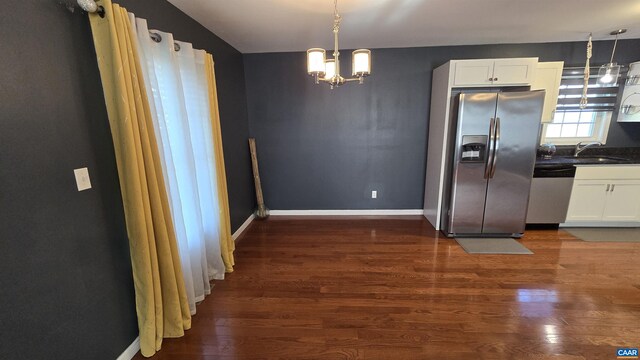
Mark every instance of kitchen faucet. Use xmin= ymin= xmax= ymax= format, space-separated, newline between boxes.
xmin=574 ymin=141 xmax=603 ymax=157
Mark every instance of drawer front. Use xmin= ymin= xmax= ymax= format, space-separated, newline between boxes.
xmin=574 ymin=165 xmax=640 ymax=180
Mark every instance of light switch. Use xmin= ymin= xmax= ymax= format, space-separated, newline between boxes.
xmin=74 ymin=167 xmax=92 ymax=191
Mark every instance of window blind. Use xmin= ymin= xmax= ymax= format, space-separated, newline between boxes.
xmin=556 ymin=67 xmax=624 ymax=112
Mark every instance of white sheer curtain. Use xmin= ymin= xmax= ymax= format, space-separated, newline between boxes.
xmin=129 ymin=15 xmax=226 ymax=315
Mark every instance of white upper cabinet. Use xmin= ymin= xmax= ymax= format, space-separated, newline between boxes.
xmin=531 ymin=61 xmax=564 ymax=123
xmin=452 ymin=58 xmax=538 ymax=87
xmin=618 ymin=60 xmax=640 ymax=122
xmin=492 ymin=58 xmax=538 ymax=85
xmin=453 ymin=60 xmax=494 ymax=86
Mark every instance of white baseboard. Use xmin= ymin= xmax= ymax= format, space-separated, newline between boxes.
xmin=560 ymin=222 xmax=640 ymax=228
xmin=116 ymin=336 xmax=140 ymax=360
xmin=232 ymin=214 xmax=255 ymax=241
xmin=269 ymin=209 xmax=424 ymax=216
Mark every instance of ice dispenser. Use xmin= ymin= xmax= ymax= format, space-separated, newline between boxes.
xmin=460 ymin=135 xmax=487 ymax=163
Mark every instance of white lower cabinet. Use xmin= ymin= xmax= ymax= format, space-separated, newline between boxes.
xmin=602 ymin=181 xmax=640 ymax=221
xmin=565 ymin=181 xmax=608 ymax=222
xmin=565 ymin=166 xmax=640 ymax=225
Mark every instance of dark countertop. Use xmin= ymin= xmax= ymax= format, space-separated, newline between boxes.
xmin=534 ymin=147 xmax=640 ymax=177
xmin=536 ymin=155 xmax=636 ymax=167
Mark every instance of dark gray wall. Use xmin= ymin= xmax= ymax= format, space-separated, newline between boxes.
xmin=244 ymin=39 xmax=640 ymax=210
xmin=118 ymin=0 xmax=255 ymax=231
xmin=0 ymin=1 xmax=137 ymax=359
xmin=0 ymin=1 xmax=253 ymax=359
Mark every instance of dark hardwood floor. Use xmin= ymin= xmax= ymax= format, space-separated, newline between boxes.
xmin=135 ymin=216 xmax=640 ymax=359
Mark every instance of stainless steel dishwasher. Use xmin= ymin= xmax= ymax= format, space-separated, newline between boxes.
xmin=526 ymin=167 xmax=574 ymax=225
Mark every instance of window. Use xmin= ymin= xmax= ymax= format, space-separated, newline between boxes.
xmin=540 ymin=67 xmax=620 ymax=145
xmin=542 ymin=110 xmax=612 ymax=145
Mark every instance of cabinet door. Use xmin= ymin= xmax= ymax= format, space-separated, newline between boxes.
xmin=602 ymin=182 xmax=640 ymax=222
xmin=531 ymin=62 xmax=564 ymax=123
xmin=453 ymin=60 xmax=494 ymax=86
xmin=617 ymin=61 xmax=640 ymax=122
xmin=492 ymin=58 xmax=537 ymax=85
xmin=565 ymin=181 xmax=608 ymax=222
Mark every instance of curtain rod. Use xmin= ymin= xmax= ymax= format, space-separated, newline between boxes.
xmin=149 ymin=32 xmax=182 ymax=51
xmin=79 ymin=1 xmax=181 ymax=52
xmin=77 ymin=0 xmax=104 ymax=17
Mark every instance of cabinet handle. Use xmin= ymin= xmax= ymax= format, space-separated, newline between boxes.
xmin=494 ymin=77 xmax=498 ymax=81
xmin=611 ymin=184 xmax=615 ymax=192
xmin=606 ymin=184 xmax=610 ymax=192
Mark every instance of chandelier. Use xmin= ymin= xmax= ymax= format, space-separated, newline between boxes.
xmin=306 ymin=0 xmax=372 ymax=89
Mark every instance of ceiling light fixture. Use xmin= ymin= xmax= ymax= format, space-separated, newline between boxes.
xmin=597 ymin=29 xmax=626 ymax=86
xmin=306 ymin=0 xmax=371 ymax=89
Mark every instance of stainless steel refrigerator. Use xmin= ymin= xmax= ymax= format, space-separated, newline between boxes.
xmin=443 ymin=91 xmax=545 ymax=238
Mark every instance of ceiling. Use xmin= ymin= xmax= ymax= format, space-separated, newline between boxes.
xmin=167 ymin=0 xmax=640 ymax=53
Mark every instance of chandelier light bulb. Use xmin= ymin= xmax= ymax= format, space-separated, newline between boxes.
xmin=352 ymin=49 xmax=371 ymax=77
xmin=324 ymin=60 xmax=336 ymax=80
xmin=307 ymin=48 xmax=326 ymax=75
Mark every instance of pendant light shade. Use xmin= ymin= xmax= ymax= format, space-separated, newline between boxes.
xmin=307 ymin=48 xmax=326 ymax=75
xmin=352 ymin=49 xmax=371 ymax=77
xmin=597 ymin=29 xmax=626 ymax=86
xmin=597 ymin=63 xmax=620 ymax=85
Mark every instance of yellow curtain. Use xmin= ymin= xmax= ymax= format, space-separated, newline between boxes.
xmin=88 ymin=1 xmax=191 ymax=357
xmin=205 ymin=54 xmax=236 ymax=272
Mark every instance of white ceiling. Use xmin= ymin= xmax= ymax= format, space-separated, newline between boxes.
xmin=167 ymin=0 xmax=640 ymax=53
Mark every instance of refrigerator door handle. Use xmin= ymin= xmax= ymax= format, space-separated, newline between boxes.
xmin=489 ymin=117 xmax=501 ymax=178
xmin=484 ymin=117 xmax=496 ymax=179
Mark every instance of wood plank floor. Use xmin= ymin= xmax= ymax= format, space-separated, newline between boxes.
xmin=135 ymin=217 xmax=640 ymax=359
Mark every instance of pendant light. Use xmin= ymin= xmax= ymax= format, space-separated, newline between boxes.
xmin=306 ymin=0 xmax=372 ymax=89
xmin=597 ymin=29 xmax=626 ymax=86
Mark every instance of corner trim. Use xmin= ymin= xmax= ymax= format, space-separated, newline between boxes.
xmin=232 ymin=214 xmax=255 ymax=241
xmin=269 ymin=209 xmax=424 ymax=216
xmin=116 ymin=336 xmax=140 ymax=360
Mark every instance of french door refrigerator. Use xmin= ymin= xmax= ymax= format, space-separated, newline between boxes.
xmin=443 ymin=91 xmax=545 ymax=238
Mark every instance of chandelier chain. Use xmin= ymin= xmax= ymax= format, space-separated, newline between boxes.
xmin=333 ymin=0 xmax=341 ymax=33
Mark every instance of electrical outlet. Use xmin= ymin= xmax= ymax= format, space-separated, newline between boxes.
xmin=74 ymin=167 xmax=92 ymax=191
xmin=371 ymin=190 xmax=377 ymax=199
